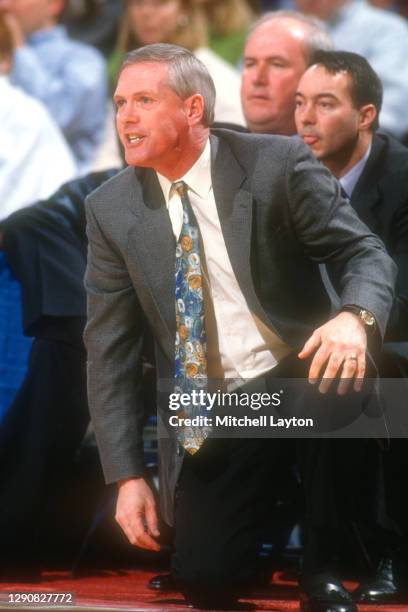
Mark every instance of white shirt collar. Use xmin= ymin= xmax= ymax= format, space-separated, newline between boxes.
xmin=156 ymin=139 xmax=212 ymax=204
xmin=339 ymin=141 xmax=372 ymax=198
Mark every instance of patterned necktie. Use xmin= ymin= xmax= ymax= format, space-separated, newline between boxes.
xmin=173 ymin=181 xmax=211 ymax=454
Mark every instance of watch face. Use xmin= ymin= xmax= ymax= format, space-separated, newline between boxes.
xmin=361 ymin=310 xmax=375 ymax=326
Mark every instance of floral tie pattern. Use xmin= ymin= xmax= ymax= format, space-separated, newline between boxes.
xmin=173 ymin=181 xmax=211 ymax=454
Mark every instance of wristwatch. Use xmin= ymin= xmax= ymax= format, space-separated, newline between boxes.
xmin=341 ymin=305 xmax=377 ymax=333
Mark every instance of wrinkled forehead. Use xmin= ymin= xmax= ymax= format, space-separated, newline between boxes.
xmin=116 ymin=61 xmax=170 ymax=91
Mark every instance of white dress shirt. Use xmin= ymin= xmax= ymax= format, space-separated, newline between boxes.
xmin=157 ymin=140 xmax=291 ymax=381
xmin=0 ymin=76 xmax=77 ymax=221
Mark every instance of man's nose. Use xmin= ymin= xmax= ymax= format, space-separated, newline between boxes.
xmin=298 ymin=103 xmax=315 ymax=125
xmin=117 ymin=102 xmax=140 ymax=124
xmin=252 ymin=63 xmax=269 ymax=85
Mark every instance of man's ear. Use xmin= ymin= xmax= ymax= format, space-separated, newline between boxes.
xmin=185 ymin=93 xmax=205 ymax=126
xmin=359 ymin=104 xmax=377 ymax=132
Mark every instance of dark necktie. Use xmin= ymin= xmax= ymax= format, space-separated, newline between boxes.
xmin=173 ymin=181 xmax=211 ymax=454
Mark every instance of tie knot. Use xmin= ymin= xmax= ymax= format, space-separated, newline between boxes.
xmin=172 ymin=181 xmax=188 ymax=199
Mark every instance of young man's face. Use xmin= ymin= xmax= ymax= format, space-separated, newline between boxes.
xmin=241 ymin=19 xmax=309 ymax=136
xmin=1 ymin=0 xmax=63 ymax=34
xmin=295 ymin=65 xmax=360 ymax=164
xmin=114 ymin=61 xmax=191 ymax=175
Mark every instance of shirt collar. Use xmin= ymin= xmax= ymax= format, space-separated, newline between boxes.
xmin=339 ymin=141 xmax=372 ymax=198
xmin=156 ymin=139 xmax=211 ymax=205
xmin=27 ymin=25 xmax=67 ymax=45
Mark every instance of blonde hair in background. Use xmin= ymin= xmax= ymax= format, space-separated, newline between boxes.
xmin=116 ymin=0 xmax=209 ymax=54
xmin=202 ymin=0 xmax=254 ymax=37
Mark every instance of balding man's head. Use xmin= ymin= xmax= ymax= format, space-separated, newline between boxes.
xmin=241 ymin=11 xmax=332 ymax=135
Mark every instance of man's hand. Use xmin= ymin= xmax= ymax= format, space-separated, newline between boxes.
xmin=115 ymin=477 xmax=160 ymax=551
xmin=298 ymin=311 xmax=367 ymax=394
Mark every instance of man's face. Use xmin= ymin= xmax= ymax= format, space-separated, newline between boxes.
xmin=295 ymin=65 xmax=360 ymax=164
xmin=114 ymin=62 xmax=191 ymax=173
xmin=1 ymin=0 xmax=62 ymax=33
xmin=241 ymin=19 xmax=309 ymax=136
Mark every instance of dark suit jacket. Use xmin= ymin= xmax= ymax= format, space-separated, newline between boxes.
xmin=1 ymin=169 xmax=119 ymax=339
xmin=351 ymin=132 xmax=408 ymax=342
xmin=84 ymin=129 xmax=396 ymax=525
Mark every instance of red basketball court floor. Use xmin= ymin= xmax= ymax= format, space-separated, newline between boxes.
xmin=1 ymin=569 xmax=408 ymax=611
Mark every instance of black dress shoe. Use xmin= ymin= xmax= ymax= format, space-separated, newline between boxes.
xmin=353 ymin=557 xmax=406 ymax=603
xmin=148 ymin=573 xmax=179 ymax=591
xmin=300 ymin=573 xmax=358 ymax=612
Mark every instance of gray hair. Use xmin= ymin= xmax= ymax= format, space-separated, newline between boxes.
xmin=119 ymin=43 xmax=216 ymax=126
xmin=247 ymin=10 xmax=333 ymax=63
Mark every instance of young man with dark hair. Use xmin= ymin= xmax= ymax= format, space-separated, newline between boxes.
xmin=296 ymin=50 xmax=408 ymax=604
xmin=294 ymin=0 xmax=408 ymax=139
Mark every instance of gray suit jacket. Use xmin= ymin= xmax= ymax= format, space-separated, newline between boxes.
xmin=84 ymin=130 xmax=396 ymax=525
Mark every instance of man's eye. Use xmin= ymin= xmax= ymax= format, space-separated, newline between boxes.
xmin=115 ymin=99 xmax=125 ymax=109
xmin=140 ymin=96 xmax=153 ymax=105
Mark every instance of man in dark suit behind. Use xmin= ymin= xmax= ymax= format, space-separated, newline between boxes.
xmin=295 ymin=50 xmax=408 ymax=603
xmin=84 ymin=43 xmax=396 ymax=610
xmin=0 ymin=170 xmax=118 ymax=575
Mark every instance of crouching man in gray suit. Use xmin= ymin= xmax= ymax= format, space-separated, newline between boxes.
xmin=84 ymin=43 xmax=396 ymax=610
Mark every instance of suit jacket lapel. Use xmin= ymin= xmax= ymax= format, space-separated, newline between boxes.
xmin=126 ymin=168 xmax=175 ymax=361
xmin=210 ymin=134 xmax=276 ymax=330
xmin=210 ymin=134 xmax=251 ymax=273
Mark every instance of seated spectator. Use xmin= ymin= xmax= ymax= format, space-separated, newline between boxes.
xmin=0 ymin=13 xmax=76 ymax=417
xmin=0 ymin=14 xmax=76 ymax=220
xmin=294 ymin=0 xmax=408 ymax=139
xmin=109 ymin=0 xmax=246 ymax=125
xmin=0 ymin=0 xmax=108 ymax=173
xmin=241 ymin=10 xmax=332 ymax=135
